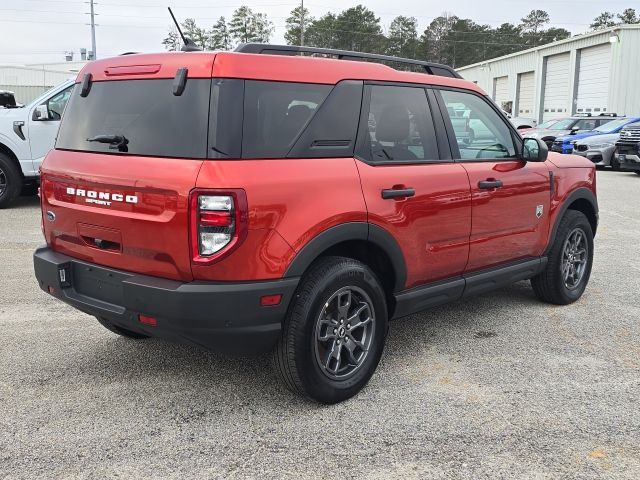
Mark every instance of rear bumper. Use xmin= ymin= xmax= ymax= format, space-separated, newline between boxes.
xmin=33 ymin=246 xmax=299 ymax=354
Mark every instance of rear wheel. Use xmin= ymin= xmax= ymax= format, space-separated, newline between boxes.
xmin=0 ymin=153 xmax=22 ymax=209
xmin=95 ymin=316 xmax=150 ymax=339
xmin=273 ymin=257 xmax=388 ymax=403
xmin=531 ymin=210 xmax=593 ymax=305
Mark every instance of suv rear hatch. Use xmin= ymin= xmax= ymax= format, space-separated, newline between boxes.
xmin=40 ymin=54 xmax=215 ymax=281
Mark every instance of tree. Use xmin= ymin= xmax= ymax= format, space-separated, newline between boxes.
xmin=181 ymin=18 xmax=208 ymax=49
xmin=617 ymin=8 xmax=639 ymax=24
xmin=386 ymin=16 xmax=418 ymax=58
xmin=305 ymin=13 xmax=339 ymax=48
xmin=162 ymin=28 xmax=181 ymax=51
xmin=209 ymin=16 xmax=232 ymax=50
xmin=420 ymin=13 xmax=458 ymax=64
xmin=590 ymin=12 xmax=617 ymax=30
xmin=333 ymin=5 xmax=384 ymax=53
xmin=229 ymin=6 xmax=274 ymax=45
xmin=520 ymin=10 xmax=550 ymax=35
xmin=285 ymin=6 xmax=314 ymax=46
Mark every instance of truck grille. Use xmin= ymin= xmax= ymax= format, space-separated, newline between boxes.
xmin=619 ymin=127 xmax=640 ymax=142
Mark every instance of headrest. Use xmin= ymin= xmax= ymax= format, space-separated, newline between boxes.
xmin=376 ymin=104 xmax=411 ymax=143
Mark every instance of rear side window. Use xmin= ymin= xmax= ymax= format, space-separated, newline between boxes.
xmin=242 ymin=81 xmax=332 ymax=159
xmin=56 ymin=79 xmax=210 ymax=159
xmin=365 ymin=85 xmax=439 ymax=162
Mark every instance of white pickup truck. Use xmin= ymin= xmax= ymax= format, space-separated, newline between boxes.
xmin=0 ymin=79 xmax=74 ymax=208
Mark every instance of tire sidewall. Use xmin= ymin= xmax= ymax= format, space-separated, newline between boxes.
xmin=293 ymin=261 xmax=387 ymax=403
xmin=552 ymin=213 xmax=594 ymax=303
xmin=0 ymin=154 xmax=22 ymax=208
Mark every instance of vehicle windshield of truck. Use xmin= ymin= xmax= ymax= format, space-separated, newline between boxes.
xmin=595 ymin=119 xmax=630 ymax=134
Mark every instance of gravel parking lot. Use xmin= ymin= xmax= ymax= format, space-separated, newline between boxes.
xmin=1 ymin=170 xmax=639 ymax=479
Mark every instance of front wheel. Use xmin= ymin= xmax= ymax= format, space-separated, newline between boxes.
xmin=0 ymin=153 xmax=22 ymax=209
xmin=532 ymin=210 xmax=594 ymax=305
xmin=273 ymin=257 xmax=388 ymax=404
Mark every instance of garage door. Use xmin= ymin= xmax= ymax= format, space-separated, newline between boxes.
xmin=543 ymin=53 xmax=570 ymax=120
xmin=493 ymin=76 xmax=509 ymax=110
xmin=517 ymin=71 xmax=535 ymax=116
xmin=576 ymin=43 xmax=611 ymax=114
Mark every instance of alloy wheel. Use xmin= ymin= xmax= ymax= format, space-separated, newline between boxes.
xmin=561 ymin=227 xmax=588 ymax=290
xmin=314 ymin=286 xmax=375 ymax=380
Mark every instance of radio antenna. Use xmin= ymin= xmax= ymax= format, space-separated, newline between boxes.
xmin=168 ymin=7 xmax=202 ymax=52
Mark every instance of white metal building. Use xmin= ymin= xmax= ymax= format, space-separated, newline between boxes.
xmin=0 ymin=64 xmax=82 ymax=105
xmin=458 ymin=25 xmax=640 ymax=122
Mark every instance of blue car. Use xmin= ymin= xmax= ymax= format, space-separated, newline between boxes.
xmin=552 ymin=117 xmax=640 ymax=154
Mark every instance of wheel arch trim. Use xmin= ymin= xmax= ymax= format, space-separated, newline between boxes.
xmin=546 ymin=187 xmax=598 ymax=255
xmin=283 ymin=222 xmax=407 ymax=292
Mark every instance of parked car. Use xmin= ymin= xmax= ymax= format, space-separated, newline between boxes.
xmin=524 ymin=114 xmax=620 ymax=147
xmin=500 ymin=109 xmax=537 ymax=130
xmin=615 ymin=122 xmax=640 ymax=175
xmin=573 ymin=132 xmax=625 ymax=169
xmin=33 ymin=45 xmax=598 ymax=404
xmin=551 ymin=116 xmax=640 ymax=156
xmin=0 ymin=79 xmax=75 ymax=208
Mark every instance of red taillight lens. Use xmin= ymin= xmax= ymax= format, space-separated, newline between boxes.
xmin=200 ymin=211 xmax=232 ymax=227
xmin=189 ymin=189 xmax=248 ymax=265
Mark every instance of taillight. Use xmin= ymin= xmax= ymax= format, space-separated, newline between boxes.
xmin=189 ymin=189 xmax=248 ymax=264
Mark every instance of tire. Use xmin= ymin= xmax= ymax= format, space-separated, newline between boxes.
xmin=0 ymin=153 xmax=23 ymax=209
xmin=610 ymin=149 xmax=620 ymax=171
xmin=95 ymin=316 xmax=150 ymax=339
xmin=273 ymin=256 xmax=388 ymax=404
xmin=531 ymin=210 xmax=594 ymax=305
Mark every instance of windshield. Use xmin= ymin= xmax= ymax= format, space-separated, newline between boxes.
xmin=537 ymin=119 xmax=558 ymax=129
xmin=549 ymin=118 xmax=575 ymax=130
xmin=56 ymin=79 xmax=210 ymax=158
xmin=595 ymin=119 xmax=628 ymax=133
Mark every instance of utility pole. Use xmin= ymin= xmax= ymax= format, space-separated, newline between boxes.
xmin=300 ymin=0 xmax=305 ymax=46
xmin=89 ymin=0 xmax=97 ymax=59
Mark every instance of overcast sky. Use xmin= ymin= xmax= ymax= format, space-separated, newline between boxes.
xmin=0 ymin=0 xmax=634 ymax=65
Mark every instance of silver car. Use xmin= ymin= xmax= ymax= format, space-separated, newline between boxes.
xmin=524 ymin=116 xmax=618 ymax=147
xmin=572 ymin=133 xmax=619 ymax=169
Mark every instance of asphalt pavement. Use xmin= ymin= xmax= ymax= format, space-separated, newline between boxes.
xmin=1 ymin=170 xmax=639 ymax=479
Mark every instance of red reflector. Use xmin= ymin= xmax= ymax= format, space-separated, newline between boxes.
xmin=260 ymin=294 xmax=282 ymax=306
xmin=138 ymin=314 xmax=157 ymax=326
xmin=48 ymin=286 xmax=56 ymax=294
xmin=200 ymin=211 xmax=232 ymax=227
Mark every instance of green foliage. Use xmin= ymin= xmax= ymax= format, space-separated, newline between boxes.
xmin=591 ymin=8 xmax=638 ymax=31
xmin=209 ymin=17 xmax=232 ymax=50
xmin=617 ymin=8 xmax=639 ymax=24
xmin=285 ymin=6 xmax=314 ymax=46
xmin=229 ymin=6 xmax=273 ymax=44
xmin=386 ymin=16 xmax=419 ymax=58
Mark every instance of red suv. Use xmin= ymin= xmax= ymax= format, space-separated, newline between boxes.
xmin=34 ymin=45 xmax=598 ymax=403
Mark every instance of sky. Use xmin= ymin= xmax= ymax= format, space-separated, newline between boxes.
xmin=0 ymin=0 xmax=635 ymax=65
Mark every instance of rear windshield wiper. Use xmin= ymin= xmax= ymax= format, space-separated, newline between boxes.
xmin=87 ymin=134 xmax=129 ymax=152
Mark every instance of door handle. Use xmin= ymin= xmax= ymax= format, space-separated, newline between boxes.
xmin=381 ymin=187 xmax=415 ymax=199
xmin=478 ymin=179 xmax=503 ymax=189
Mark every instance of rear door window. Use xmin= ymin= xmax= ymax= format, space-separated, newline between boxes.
xmin=364 ymin=85 xmax=439 ymax=162
xmin=56 ymin=78 xmax=211 ymax=159
xmin=242 ymin=81 xmax=331 ymax=158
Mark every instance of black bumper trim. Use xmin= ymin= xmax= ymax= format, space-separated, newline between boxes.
xmin=33 ymin=246 xmax=299 ymax=354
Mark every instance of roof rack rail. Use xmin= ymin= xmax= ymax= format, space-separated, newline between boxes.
xmin=598 ymin=112 xmax=618 ymax=117
xmin=235 ymin=43 xmax=462 ymax=79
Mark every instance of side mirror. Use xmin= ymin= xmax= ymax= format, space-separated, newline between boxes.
xmin=33 ymin=104 xmax=50 ymax=121
xmin=570 ymin=126 xmax=580 ymax=134
xmin=522 ymin=137 xmax=548 ymax=162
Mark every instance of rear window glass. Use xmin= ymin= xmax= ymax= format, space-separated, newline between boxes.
xmin=56 ymin=79 xmax=210 ymax=159
xmin=242 ymin=81 xmax=332 ymax=158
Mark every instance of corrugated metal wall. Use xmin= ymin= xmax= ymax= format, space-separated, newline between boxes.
xmin=0 ymin=66 xmax=72 ymax=104
xmin=458 ymin=26 xmax=640 ymax=122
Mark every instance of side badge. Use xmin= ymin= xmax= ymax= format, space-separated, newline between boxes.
xmin=536 ymin=205 xmax=544 ymax=219
xmin=46 ymin=211 xmax=56 ymax=222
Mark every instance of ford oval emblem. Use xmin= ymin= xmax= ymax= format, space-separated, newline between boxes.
xmin=46 ymin=211 xmax=56 ymax=222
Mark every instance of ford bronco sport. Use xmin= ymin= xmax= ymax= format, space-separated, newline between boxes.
xmin=33 ymin=44 xmax=598 ymax=403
